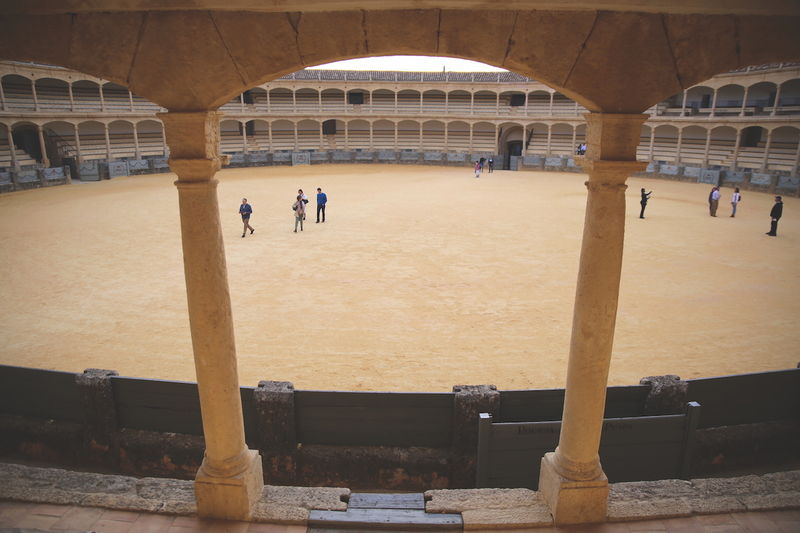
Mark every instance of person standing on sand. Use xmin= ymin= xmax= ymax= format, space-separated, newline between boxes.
xmin=298 ymin=189 xmax=309 ymax=220
xmin=474 ymin=160 xmax=481 ymax=178
xmin=730 ymin=187 xmax=742 ymax=217
xmin=709 ymin=186 xmax=720 ymax=217
xmin=293 ymin=194 xmax=305 ymax=233
xmin=766 ymin=195 xmax=783 ymax=236
xmin=488 ymin=158 xmax=494 ymax=173
xmin=239 ymin=198 xmax=254 ymax=238
xmin=316 ymin=187 xmax=327 ymax=223
xmin=639 ymin=188 xmax=652 ymax=219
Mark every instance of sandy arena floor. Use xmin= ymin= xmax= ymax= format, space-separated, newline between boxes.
xmin=0 ymin=165 xmax=798 ymax=392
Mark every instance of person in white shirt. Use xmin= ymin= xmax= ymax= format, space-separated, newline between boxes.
xmin=730 ymin=187 xmax=742 ymax=217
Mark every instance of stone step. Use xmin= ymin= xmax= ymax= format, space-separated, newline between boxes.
xmin=308 ymin=508 xmax=462 ymax=530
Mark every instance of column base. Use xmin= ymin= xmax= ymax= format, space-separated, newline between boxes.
xmin=195 ymin=449 xmax=264 ymax=520
xmin=538 ymin=452 xmax=609 ymax=525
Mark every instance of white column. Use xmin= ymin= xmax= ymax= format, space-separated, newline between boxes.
xmin=445 ymin=92 xmax=449 ymax=115
xmin=419 ymin=122 xmax=423 ymax=150
xmin=292 ymin=90 xmax=296 ymax=113
xmin=104 ymin=123 xmax=112 ymax=160
xmin=709 ymin=89 xmax=718 ymax=117
xmin=573 ymin=101 xmax=579 ymax=116
xmin=495 ymin=92 xmax=500 ymax=114
xmin=539 ymin=113 xmax=648 ymax=526
xmin=159 ymin=111 xmax=263 ymax=520
xmin=394 ymin=90 xmax=398 ymax=114
xmin=99 ymin=84 xmax=106 ymax=112
xmin=268 ymin=122 xmax=273 ymax=151
xmin=161 ymin=122 xmax=167 ymax=156
xmin=675 ymin=128 xmax=683 ymax=164
xmin=680 ymin=90 xmax=688 ymax=117
xmin=762 ymin=128 xmax=773 ymax=170
xmin=494 ymin=124 xmax=499 ymax=154
xmin=266 ymin=90 xmax=271 ymax=113
xmin=419 ymin=92 xmax=423 ymax=114
xmin=524 ymin=92 xmax=529 ymax=115
xmin=68 ymin=83 xmax=75 ymax=112
xmin=37 ymin=124 xmax=50 ymax=167
xmin=369 ymin=121 xmax=374 ymax=150
xmin=571 ymin=126 xmax=577 ymax=156
xmin=344 ymin=121 xmax=349 ymax=150
xmin=469 ymin=124 xmax=474 ymax=152
xmin=522 ymin=125 xmax=528 ymax=157
xmin=73 ymin=123 xmax=83 ymax=163
xmin=0 ymin=78 xmax=6 ymax=110
xmin=739 ymin=86 xmax=750 ymax=117
xmin=732 ymin=128 xmax=741 ymax=170
xmin=319 ymin=121 xmax=324 ymax=150
xmin=546 ymin=125 xmax=552 ymax=155
xmin=239 ymin=93 xmax=245 ymax=112
xmin=318 ymin=90 xmax=322 ymax=113
xmin=771 ymin=84 xmax=782 ymax=116
xmin=133 ymin=123 xmax=141 ymax=159
xmin=703 ymin=128 xmax=712 ymax=166
xmin=549 ymin=92 xmax=554 ymax=116
xmin=7 ymin=125 xmax=18 ymax=168
xmin=393 ymin=122 xmax=398 ymax=151
xmin=129 ymin=89 xmax=134 ymax=112
xmin=241 ymin=121 xmax=248 ymax=154
xmin=470 ymin=93 xmax=475 ymax=116
xmin=649 ymin=128 xmax=655 ymax=159
xmin=32 ymin=79 xmax=39 ymax=111
xmin=343 ymin=91 xmax=348 ymax=114
xmin=792 ymin=139 xmax=800 ymax=176
xmin=293 ymin=122 xmax=298 ymax=150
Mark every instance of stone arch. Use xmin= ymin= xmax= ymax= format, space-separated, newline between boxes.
xmin=472 ymin=121 xmax=496 ymax=153
xmin=372 ymin=119 xmax=396 ymax=150
xmin=447 ymin=120 xmax=470 ymax=152
xmin=685 ymin=85 xmax=714 ymax=112
xmin=715 ymin=83 xmax=745 ymax=113
xmin=108 ymin=119 xmax=135 ymax=159
xmin=766 ymin=125 xmax=799 ymax=172
xmin=75 ymin=120 xmax=106 ymax=161
xmin=1 ymin=73 xmax=34 ymax=111
xmin=680 ymin=124 xmax=709 ymax=165
xmin=103 ymin=81 xmax=131 ymax=112
xmin=371 ymin=89 xmax=394 ymax=114
xmin=397 ymin=119 xmax=420 ymax=150
xmin=345 ymin=118 xmax=370 ymax=149
xmin=652 ymin=124 xmax=680 ymax=162
xmin=34 ymin=77 xmax=71 ymax=112
xmin=72 ymin=80 xmax=102 ymax=112
xmin=297 ymin=118 xmax=321 ymax=150
xmin=473 ymin=90 xmax=498 ymax=115
xmin=447 ymin=90 xmax=471 ymax=115
xmin=422 ymin=89 xmax=446 ymax=114
xmin=135 ymin=119 xmax=167 ymax=157
xmin=296 ymin=88 xmax=320 ymax=112
xmin=422 ymin=119 xmax=445 ymax=150
xmin=777 ymin=78 xmax=800 ymax=110
xmin=270 ymin=119 xmax=295 ymax=151
xmin=524 ymin=121 xmax=549 ymax=154
xmin=397 ymin=89 xmax=421 ymax=114
xmin=745 ymin=81 xmax=778 ymax=110
xmin=220 ymin=118 xmax=244 ymax=153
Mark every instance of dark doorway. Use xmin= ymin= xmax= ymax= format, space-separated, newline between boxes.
xmin=505 ymin=140 xmax=522 ymax=170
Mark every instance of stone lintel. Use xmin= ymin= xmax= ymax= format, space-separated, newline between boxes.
xmin=538 ymin=452 xmax=609 ymax=525
xmin=583 ymin=113 xmax=649 ymax=162
xmin=195 ymin=448 xmax=264 ymax=520
xmin=580 ymin=160 xmax=649 ymax=184
xmin=170 ymin=159 xmax=221 ymax=183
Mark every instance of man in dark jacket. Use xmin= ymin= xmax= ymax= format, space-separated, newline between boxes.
xmin=766 ymin=196 xmax=783 ymax=236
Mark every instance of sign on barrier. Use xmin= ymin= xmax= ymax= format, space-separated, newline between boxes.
xmin=646 ymin=162 xmax=658 ymax=173
xmin=78 ymin=161 xmax=101 ymax=181
xmin=127 ymin=159 xmax=149 ymax=172
xmin=151 ymin=157 xmax=169 ymax=169
xmin=660 ymin=165 xmax=679 ymax=175
xmin=778 ymin=176 xmax=800 ymax=190
xmin=699 ymin=169 xmax=720 ymax=184
xmin=355 ymin=152 xmax=375 ymax=161
xmin=400 ymin=152 xmax=419 ymax=161
xmin=750 ymin=173 xmax=772 ymax=186
xmin=378 ymin=151 xmax=397 ymax=161
xmin=42 ymin=167 xmax=66 ymax=181
xmin=272 ymin=152 xmax=291 ymax=162
xmin=544 ymin=156 xmax=563 ymax=167
xmin=291 ymin=152 xmax=311 ymax=165
xmin=424 ymin=152 xmax=443 ymax=161
xmin=108 ymin=161 xmax=129 ymax=178
xmin=447 ymin=152 xmax=466 ymax=162
xmin=683 ymin=166 xmax=701 ymax=178
xmin=332 ymin=151 xmax=352 ymax=161
xmin=523 ymin=155 xmax=542 ymax=166
xmin=724 ymin=171 xmax=746 ymax=183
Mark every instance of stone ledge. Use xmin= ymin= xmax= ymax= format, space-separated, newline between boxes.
xmin=0 ymin=462 xmax=348 ymax=524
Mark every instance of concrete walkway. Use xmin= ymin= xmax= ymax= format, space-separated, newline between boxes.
xmin=0 ymin=462 xmax=798 ymax=531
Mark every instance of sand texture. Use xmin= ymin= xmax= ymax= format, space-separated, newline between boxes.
xmin=0 ymin=165 xmax=797 ymax=391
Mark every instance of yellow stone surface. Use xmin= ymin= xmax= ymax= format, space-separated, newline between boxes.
xmin=0 ymin=165 xmax=797 ymax=392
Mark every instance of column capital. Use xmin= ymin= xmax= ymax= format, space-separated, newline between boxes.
xmin=170 ymin=158 xmax=221 ymax=183
xmin=580 ymin=160 xmax=647 ymax=185
xmin=158 ymin=110 xmax=224 ymax=162
xmin=583 ymin=112 xmax=649 ymax=162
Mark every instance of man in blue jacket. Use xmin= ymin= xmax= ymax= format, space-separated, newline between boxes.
xmin=316 ymin=187 xmax=328 ymax=223
xmin=239 ymin=198 xmax=254 ymax=237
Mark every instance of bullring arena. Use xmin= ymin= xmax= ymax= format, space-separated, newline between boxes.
xmin=1 ymin=165 xmax=799 ymax=392
xmin=1 ymin=2 xmax=800 ymax=530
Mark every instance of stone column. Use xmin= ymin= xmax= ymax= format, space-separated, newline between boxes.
xmin=344 ymin=121 xmax=349 ymax=150
xmin=524 ymin=92 xmax=529 ymax=114
xmin=394 ymin=90 xmax=398 ymax=114
xmin=268 ymin=122 xmax=273 ymax=151
xmin=546 ymin=125 xmax=552 ymax=156
xmin=539 ymin=112 xmax=647 ymax=525
xmin=792 ymin=141 xmax=800 ymax=177
xmin=762 ymin=128 xmax=773 ymax=170
xmin=522 ymin=126 xmax=528 ymax=157
xmin=239 ymin=93 xmax=245 ymax=112
xmin=293 ymin=122 xmax=298 ymax=151
xmin=703 ymin=128 xmax=712 ymax=166
xmin=771 ymin=84 xmax=782 ymax=116
xmin=369 ymin=121 xmax=374 ymax=150
xmin=570 ymin=126 xmax=576 ymax=156
xmin=128 ymin=90 xmax=134 ymax=112
xmin=680 ymin=90 xmax=688 ymax=116
xmin=740 ymin=86 xmax=750 ymax=116
xmin=103 ymin=123 xmax=112 ymax=161
xmin=68 ymin=83 xmax=75 ymax=112
xmin=31 ymin=79 xmax=39 ymax=111
xmin=675 ymin=128 xmax=684 ymax=164
xmin=73 ymin=123 xmax=83 ymax=163
xmin=494 ymin=124 xmax=499 ymax=154
xmin=394 ymin=122 xmax=398 ymax=151
xmin=266 ymin=90 xmax=271 ymax=113
xmin=7 ymin=124 xmax=18 ymax=168
xmin=0 ymin=78 xmax=6 ymax=110
xmin=292 ymin=90 xmax=296 ymax=113
xmin=709 ymin=89 xmax=718 ymax=117
xmin=649 ymin=128 xmax=655 ymax=159
xmin=469 ymin=124 xmax=474 ymax=152
xmin=445 ymin=91 xmax=449 ymax=114
xmin=36 ymin=124 xmax=50 ymax=167
xmin=732 ymin=128 xmax=741 ymax=170
xmin=242 ymin=121 xmax=248 ymax=154
xmin=419 ymin=122 xmax=424 ymax=151
xmin=133 ymin=123 xmax=140 ymax=159
xmin=444 ymin=122 xmax=449 ymax=152
xmin=319 ymin=121 xmax=324 ymax=150
xmin=470 ymin=92 xmax=474 ymax=115
xmin=158 ymin=111 xmax=263 ymax=520
xmin=549 ymin=92 xmax=554 ymax=116
xmin=99 ymin=84 xmax=106 ymax=112
xmin=161 ymin=123 xmax=168 ymax=156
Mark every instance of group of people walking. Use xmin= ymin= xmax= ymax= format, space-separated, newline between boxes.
xmin=474 ymin=157 xmax=494 ymax=178
xmin=238 ymin=187 xmax=328 ymax=236
xmin=640 ymin=184 xmax=785 ymax=236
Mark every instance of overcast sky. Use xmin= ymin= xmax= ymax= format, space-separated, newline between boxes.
xmin=308 ymin=55 xmax=507 ymax=72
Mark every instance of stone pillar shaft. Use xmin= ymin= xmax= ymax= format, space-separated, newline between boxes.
xmin=540 ymin=113 xmax=647 ymax=525
xmin=37 ymin=124 xmax=49 ymax=167
xmin=159 ymin=110 xmax=263 ymax=520
xmin=7 ymin=124 xmax=18 ymax=167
